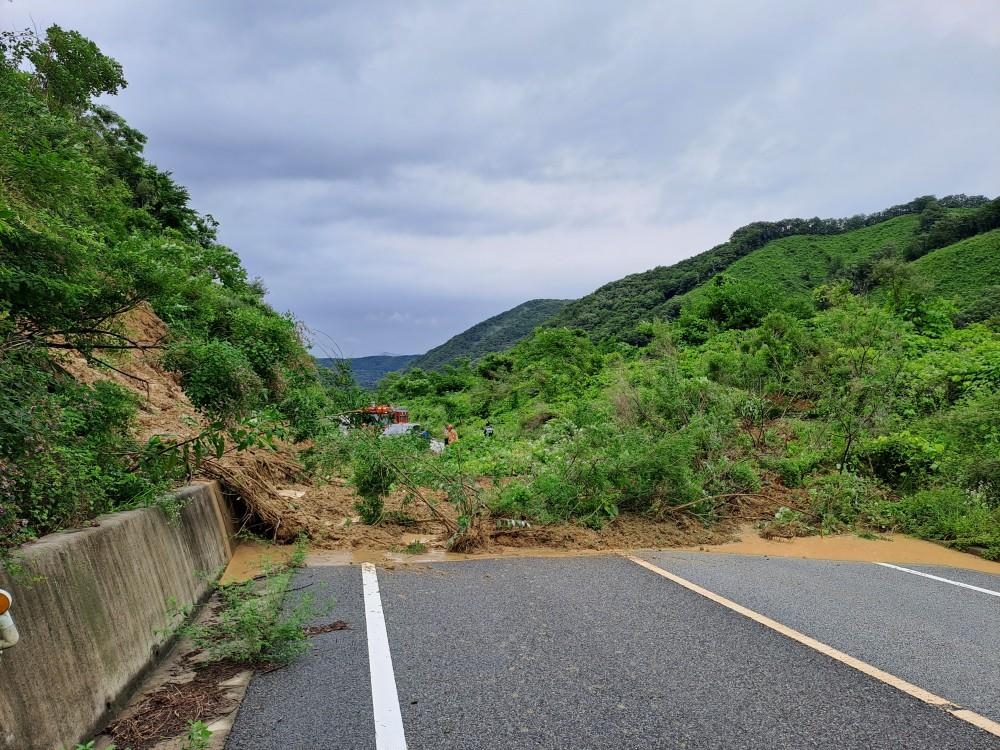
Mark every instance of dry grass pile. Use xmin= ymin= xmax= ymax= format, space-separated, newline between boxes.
xmin=199 ymin=448 xmax=305 ymax=541
xmin=106 ymin=659 xmax=242 ymax=750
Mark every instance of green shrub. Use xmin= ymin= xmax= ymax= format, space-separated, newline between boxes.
xmin=488 ymin=481 xmax=540 ymax=519
xmin=224 ymin=305 xmax=299 ymax=380
xmin=763 ymin=446 xmax=826 ymax=488
xmin=700 ymin=275 xmax=783 ymax=331
xmin=182 ymin=541 xmax=321 ymax=666
xmin=200 ymin=578 xmax=311 ymax=664
xmin=182 ymin=721 xmax=212 ymax=750
xmin=617 ymin=431 xmax=702 ymax=516
xmin=807 ymin=473 xmax=887 ymax=528
xmin=857 ymin=431 xmax=942 ymax=490
xmin=351 ymin=442 xmax=392 ymax=524
xmin=163 ymin=339 xmax=265 ymax=418
xmin=700 ymin=457 xmax=761 ymax=497
xmin=278 ymin=379 xmax=330 ymax=441
xmin=895 ymin=487 xmax=1000 ymax=550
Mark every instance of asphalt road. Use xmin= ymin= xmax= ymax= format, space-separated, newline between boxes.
xmin=227 ymin=553 xmax=1000 ymax=749
xmin=638 ymin=551 xmax=1000 ymax=723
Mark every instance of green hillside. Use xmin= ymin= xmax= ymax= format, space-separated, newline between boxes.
xmin=676 ymin=215 xmax=920 ymax=313
xmin=914 ymin=228 xmax=1000 ymax=302
xmin=317 ymin=354 xmax=418 ymax=389
xmin=550 ymin=196 xmax=991 ymax=343
xmin=408 ymin=298 xmax=570 ymax=371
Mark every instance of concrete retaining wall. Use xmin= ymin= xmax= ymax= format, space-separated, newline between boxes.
xmin=0 ymin=482 xmax=234 ymax=750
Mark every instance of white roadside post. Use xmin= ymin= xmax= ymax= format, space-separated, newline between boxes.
xmin=0 ymin=589 xmax=19 ymax=651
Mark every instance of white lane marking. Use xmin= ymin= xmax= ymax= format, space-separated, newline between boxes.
xmin=362 ymin=562 xmax=408 ymax=750
xmin=625 ymin=554 xmax=1000 ymax=739
xmin=875 ymin=563 xmax=1000 ymax=598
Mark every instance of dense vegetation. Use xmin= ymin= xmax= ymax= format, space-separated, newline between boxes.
xmin=913 ymin=230 xmax=1000 ymax=318
xmin=407 ymin=298 xmax=570 ymax=372
xmin=322 ymin=197 xmax=1000 ymax=556
xmin=0 ymin=27 xmax=340 ymax=552
xmin=550 ymin=195 xmax=994 ymax=343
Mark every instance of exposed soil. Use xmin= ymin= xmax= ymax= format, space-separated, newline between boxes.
xmin=56 ymin=304 xmax=311 ymax=545
xmin=55 ymin=303 xmax=205 ymax=444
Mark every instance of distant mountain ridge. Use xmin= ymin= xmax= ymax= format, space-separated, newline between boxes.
xmin=317 ymin=354 xmax=418 ymax=388
xmin=548 ymin=195 xmax=993 ymax=342
xmin=408 ymin=299 xmax=571 ymax=372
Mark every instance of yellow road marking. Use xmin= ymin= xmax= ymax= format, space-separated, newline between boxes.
xmin=625 ymin=554 xmax=1000 ymax=739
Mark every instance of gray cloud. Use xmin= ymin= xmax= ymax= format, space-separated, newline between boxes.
xmin=5 ymin=0 xmax=999 ymax=355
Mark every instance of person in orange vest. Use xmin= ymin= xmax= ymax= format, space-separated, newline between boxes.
xmin=445 ymin=424 xmax=458 ymax=445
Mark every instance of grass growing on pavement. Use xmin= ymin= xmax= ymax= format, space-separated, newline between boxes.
xmin=183 ymin=536 xmax=326 ymax=665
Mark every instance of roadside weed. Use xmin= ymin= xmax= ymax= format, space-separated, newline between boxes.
xmin=181 ymin=536 xmax=327 ymax=665
xmin=182 ymin=720 xmax=212 ymax=750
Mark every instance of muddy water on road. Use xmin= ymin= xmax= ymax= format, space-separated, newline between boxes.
xmin=220 ymin=541 xmax=296 ymax=583
xmin=221 ymin=539 xmax=616 ymax=580
xmin=306 ymin=544 xmax=615 ymax=567
xmin=689 ymin=525 xmax=1000 ymax=574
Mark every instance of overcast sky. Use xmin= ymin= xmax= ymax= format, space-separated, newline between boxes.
xmin=4 ymin=1 xmax=999 ymax=356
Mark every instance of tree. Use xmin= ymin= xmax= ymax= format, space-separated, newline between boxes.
xmin=27 ymin=25 xmax=126 ymax=111
xmin=808 ymin=299 xmax=906 ymax=471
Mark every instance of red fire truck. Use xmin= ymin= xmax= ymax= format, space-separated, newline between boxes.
xmin=350 ymin=404 xmax=409 ymax=427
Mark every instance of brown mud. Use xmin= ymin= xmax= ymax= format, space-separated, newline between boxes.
xmin=691 ymin=524 xmax=1000 ymax=574
xmin=224 ymin=531 xmax=1000 ymax=576
xmin=245 ymin=475 xmax=751 ymax=557
xmin=219 ymin=541 xmax=296 ymax=584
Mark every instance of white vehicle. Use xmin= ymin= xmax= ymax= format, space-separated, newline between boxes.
xmin=381 ymin=422 xmax=424 ymax=437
